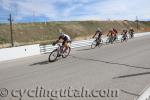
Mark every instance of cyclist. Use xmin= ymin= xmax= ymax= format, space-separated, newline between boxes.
xmin=107 ymin=29 xmax=115 ymax=44
xmin=113 ymin=28 xmax=118 ymax=41
xmin=53 ymin=30 xmax=71 ymax=55
xmin=121 ymin=29 xmax=128 ymax=42
xmin=92 ymin=28 xmax=103 ymax=44
xmin=129 ymin=27 xmax=134 ymax=38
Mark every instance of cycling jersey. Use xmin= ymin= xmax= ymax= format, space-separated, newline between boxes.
xmin=108 ymin=30 xmax=115 ymax=36
xmin=113 ymin=28 xmax=118 ymax=34
xmin=59 ymin=34 xmax=71 ymax=42
xmin=122 ymin=30 xmax=128 ymax=38
xmin=59 ymin=34 xmax=71 ymax=45
xmin=93 ymin=30 xmax=103 ymax=39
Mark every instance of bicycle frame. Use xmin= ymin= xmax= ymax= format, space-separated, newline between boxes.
xmin=55 ymin=42 xmax=71 ymax=56
xmin=55 ymin=43 xmax=63 ymax=56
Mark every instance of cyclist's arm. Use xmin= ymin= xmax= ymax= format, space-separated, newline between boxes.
xmin=55 ymin=36 xmax=63 ymax=43
xmin=92 ymin=32 xmax=97 ymax=38
xmin=107 ymin=32 xmax=110 ymax=36
xmin=53 ymin=39 xmax=59 ymax=45
xmin=100 ymin=32 xmax=103 ymax=37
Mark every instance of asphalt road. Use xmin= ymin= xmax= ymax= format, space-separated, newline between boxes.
xmin=0 ymin=35 xmax=150 ymax=100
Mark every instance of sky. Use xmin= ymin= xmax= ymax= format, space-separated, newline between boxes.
xmin=0 ymin=0 xmax=150 ymax=22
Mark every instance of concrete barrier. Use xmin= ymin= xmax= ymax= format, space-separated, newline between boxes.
xmin=0 ymin=44 xmax=40 ymax=62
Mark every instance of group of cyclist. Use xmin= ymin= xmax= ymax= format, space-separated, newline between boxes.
xmin=93 ymin=27 xmax=135 ymax=44
xmin=53 ymin=27 xmax=135 ymax=55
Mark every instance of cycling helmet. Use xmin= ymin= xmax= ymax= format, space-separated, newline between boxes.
xmin=123 ymin=28 xmax=127 ymax=33
xmin=60 ymin=32 xmax=65 ymax=36
xmin=130 ymin=27 xmax=133 ymax=30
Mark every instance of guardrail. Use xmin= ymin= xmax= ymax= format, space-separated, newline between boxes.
xmin=40 ymin=32 xmax=150 ymax=54
xmin=40 ymin=39 xmax=94 ymax=53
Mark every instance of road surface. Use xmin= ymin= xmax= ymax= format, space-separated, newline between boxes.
xmin=0 ymin=35 xmax=150 ymax=100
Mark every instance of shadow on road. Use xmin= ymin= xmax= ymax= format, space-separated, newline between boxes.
xmin=77 ymin=48 xmax=92 ymax=51
xmin=113 ymin=72 xmax=150 ymax=79
xmin=30 ymin=60 xmax=50 ymax=66
xmin=70 ymin=55 xmax=150 ymax=70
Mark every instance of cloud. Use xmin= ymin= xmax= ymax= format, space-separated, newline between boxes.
xmin=0 ymin=0 xmax=57 ymax=21
xmin=73 ymin=0 xmax=150 ymax=20
xmin=0 ymin=0 xmax=150 ymax=22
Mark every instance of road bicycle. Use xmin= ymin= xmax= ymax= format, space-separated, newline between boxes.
xmin=105 ymin=36 xmax=114 ymax=44
xmin=121 ymin=34 xmax=128 ymax=42
xmin=49 ymin=43 xmax=71 ymax=62
xmin=129 ymin=32 xmax=134 ymax=39
xmin=91 ymin=38 xmax=103 ymax=49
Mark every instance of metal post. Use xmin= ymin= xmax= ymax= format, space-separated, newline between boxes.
xmin=8 ymin=13 xmax=14 ymax=47
xmin=136 ymin=16 xmax=139 ymax=32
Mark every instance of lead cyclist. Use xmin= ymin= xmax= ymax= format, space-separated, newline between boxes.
xmin=53 ymin=30 xmax=71 ymax=55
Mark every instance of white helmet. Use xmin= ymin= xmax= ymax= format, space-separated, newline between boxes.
xmin=60 ymin=32 xmax=65 ymax=36
xmin=130 ymin=27 xmax=133 ymax=30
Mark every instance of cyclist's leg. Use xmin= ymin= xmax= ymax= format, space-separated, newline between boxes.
xmin=63 ymin=41 xmax=69 ymax=53
xmin=94 ymin=38 xmax=98 ymax=46
xmin=114 ymin=35 xmax=117 ymax=41
xmin=110 ymin=36 xmax=113 ymax=44
xmin=129 ymin=33 xmax=131 ymax=38
xmin=124 ymin=34 xmax=127 ymax=41
xmin=99 ymin=36 xmax=102 ymax=43
xmin=112 ymin=36 xmax=115 ymax=43
xmin=131 ymin=33 xmax=134 ymax=38
xmin=60 ymin=41 xmax=65 ymax=54
xmin=123 ymin=35 xmax=126 ymax=41
xmin=97 ymin=37 xmax=101 ymax=44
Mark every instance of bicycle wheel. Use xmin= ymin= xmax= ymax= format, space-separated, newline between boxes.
xmin=48 ymin=49 xmax=58 ymax=62
xmin=62 ymin=47 xmax=71 ymax=58
xmin=91 ymin=40 xmax=97 ymax=49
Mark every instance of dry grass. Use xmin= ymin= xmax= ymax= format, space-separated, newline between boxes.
xmin=0 ymin=21 xmax=150 ymax=48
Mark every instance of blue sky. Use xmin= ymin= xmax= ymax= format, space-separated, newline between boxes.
xmin=0 ymin=0 xmax=150 ymax=22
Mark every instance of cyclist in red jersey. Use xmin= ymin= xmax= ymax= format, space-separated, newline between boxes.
xmin=113 ymin=28 xmax=118 ymax=41
xmin=107 ymin=29 xmax=115 ymax=44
